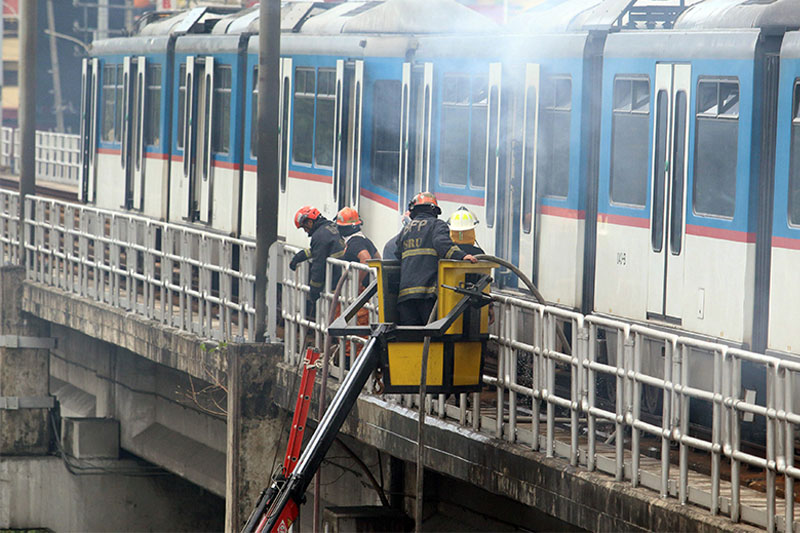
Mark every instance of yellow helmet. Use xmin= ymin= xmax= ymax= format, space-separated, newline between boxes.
xmin=448 ymin=207 xmax=479 ymax=231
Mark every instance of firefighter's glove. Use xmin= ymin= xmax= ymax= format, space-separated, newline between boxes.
xmin=289 ymin=251 xmax=306 ymax=271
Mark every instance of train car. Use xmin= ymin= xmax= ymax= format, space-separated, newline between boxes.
xmin=769 ymin=27 xmax=800 ymax=358
xmin=84 ymin=36 xmax=172 ymax=217
xmin=80 ymin=8 xmax=239 ymax=220
xmin=594 ymin=2 xmax=799 ymax=348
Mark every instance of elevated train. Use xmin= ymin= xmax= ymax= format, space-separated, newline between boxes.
xmin=77 ymin=0 xmax=800 ymax=420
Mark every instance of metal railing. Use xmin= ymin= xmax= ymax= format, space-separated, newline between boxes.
xmin=0 ymin=127 xmax=81 ymax=186
xmin=0 ymin=183 xmax=795 ymax=531
xmin=277 ymin=241 xmax=800 ymax=532
xmin=21 ymin=193 xmax=257 ymax=342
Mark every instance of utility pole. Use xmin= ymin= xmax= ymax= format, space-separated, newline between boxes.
xmin=19 ymin=0 xmax=36 ymax=260
xmin=254 ymin=0 xmax=280 ymax=340
xmin=97 ymin=0 xmax=109 ymax=40
xmin=46 ymin=0 xmax=65 ymax=132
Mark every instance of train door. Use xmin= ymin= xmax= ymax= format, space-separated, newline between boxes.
xmin=483 ymin=63 xmax=503 ymax=260
xmin=79 ymin=58 xmax=99 ymax=203
xmin=276 ymin=57 xmax=292 ymax=240
xmin=195 ymin=58 xmax=214 ymax=224
xmin=332 ymin=60 xmax=365 ymax=211
xmin=130 ymin=56 xmax=146 ymax=211
xmin=180 ymin=56 xmax=214 ymax=224
xmin=647 ymin=63 xmax=691 ymax=322
xmin=118 ymin=55 xmax=146 ymax=210
xmin=518 ymin=63 xmax=541 ymax=279
xmin=396 ymin=62 xmax=430 ymax=212
xmin=178 ymin=56 xmax=196 ymax=220
xmin=120 ymin=57 xmax=133 ymax=208
xmin=486 ymin=62 xmax=540 ymax=288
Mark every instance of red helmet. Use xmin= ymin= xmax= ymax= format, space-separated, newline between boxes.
xmin=408 ymin=191 xmax=441 ymax=215
xmin=294 ymin=206 xmax=321 ymax=229
xmin=336 ymin=207 xmax=362 ymax=226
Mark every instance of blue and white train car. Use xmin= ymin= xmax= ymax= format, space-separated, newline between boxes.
xmin=769 ymin=29 xmax=800 ymax=357
xmin=594 ymin=16 xmax=786 ymax=353
xmin=84 ymin=36 xmax=173 ymax=218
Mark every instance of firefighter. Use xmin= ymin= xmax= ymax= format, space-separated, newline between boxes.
xmin=337 ymin=206 xmax=381 ymax=287
xmin=382 ymin=210 xmax=411 ymax=260
xmin=337 ymin=207 xmax=380 ymax=357
xmin=448 ymin=206 xmax=483 ymax=256
xmin=448 ymin=206 xmax=494 ymax=324
xmin=289 ymin=206 xmax=346 ymax=305
xmin=393 ymin=192 xmax=477 ymax=325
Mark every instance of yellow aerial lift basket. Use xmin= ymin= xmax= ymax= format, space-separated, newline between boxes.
xmin=329 ymin=259 xmax=495 ymax=395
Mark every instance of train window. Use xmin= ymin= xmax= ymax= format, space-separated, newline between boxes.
xmin=101 ymin=65 xmax=117 ymax=142
xmin=144 ymin=64 xmax=161 ymax=147
xmin=292 ymin=67 xmax=314 ymax=165
xmin=536 ymin=76 xmax=571 ymax=199
xmin=522 ymin=85 xmax=537 ymax=234
xmin=693 ymin=79 xmax=739 ymax=218
xmin=114 ymin=65 xmax=123 ymax=143
xmin=371 ymin=80 xmax=401 ymax=193
xmin=651 ymin=91 xmax=668 ymax=252
xmin=440 ymin=74 xmax=470 ymax=186
xmin=610 ymin=76 xmax=650 ymax=207
xmin=670 ymin=91 xmax=687 ymax=255
xmin=177 ymin=64 xmax=186 ymax=150
xmin=212 ymin=65 xmax=232 ymax=155
xmin=439 ymin=74 xmax=488 ymax=188
xmin=470 ymin=76 xmax=488 ymax=188
xmin=250 ymin=66 xmax=258 ymax=158
xmin=788 ymin=82 xmax=800 ymax=225
xmin=314 ymin=68 xmax=335 ymax=168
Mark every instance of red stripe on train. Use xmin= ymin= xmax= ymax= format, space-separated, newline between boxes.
xmin=540 ymin=205 xmax=585 ymax=219
xmin=435 ymin=192 xmax=485 ymax=207
xmin=685 ymin=224 xmax=755 ymax=243
xmin=290 ymin=171 xmax=333 ymax=184
xmin=361 ymin=188 xmax=399 ymax=210
xmin=97 ymin=147 xmax=121 ymax=155
xmin=597 ymin=213 xmax=650 ymax=229
xmin=771 ymin=236 xmax=800 ymax=250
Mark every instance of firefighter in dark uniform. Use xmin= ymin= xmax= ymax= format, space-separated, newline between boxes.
xmin=393 ymin=192 xmax=477 ymax=325
xmin=337 ymin=207 xmax=380 ymax=357
xmin=337 ymin=206 xmax=381 ymax=289
xmin=289 ymin=206 xmax=346 ymax=305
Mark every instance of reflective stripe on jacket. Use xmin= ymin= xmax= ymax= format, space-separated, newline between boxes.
xmin=392 ymin=213 xmax=466 ymax=302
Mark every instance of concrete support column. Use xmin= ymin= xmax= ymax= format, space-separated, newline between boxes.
xmin=226 ymin=343 xmax=285 ymax=532
xmin=0 ymin=267 xmax=51 ymax=455
xmin=94 ymin=347 xmax=116 ymax=418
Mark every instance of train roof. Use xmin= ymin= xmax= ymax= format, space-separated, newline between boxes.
xmin=674 ymin=0 xmax=800 ymax=33
xmin=91 ymin=35 xmax=171 ymax=55
xmin=137 ymin=6 xmax=241 ymax=36
xmin=212 ymin=0 xmax=497 ymax=35
xmin=780 ymin=31 xmax=800 ymax=61
xmin=604 ymin=29 xmax=760 ymax=60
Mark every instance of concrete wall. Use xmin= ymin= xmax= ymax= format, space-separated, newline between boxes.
xmin=0 ymin=456 xmax=224 ymax=531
